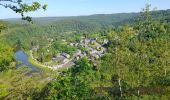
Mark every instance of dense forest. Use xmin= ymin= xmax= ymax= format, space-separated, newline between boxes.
xmin=0 ymin=5 xmax=170 ymax=99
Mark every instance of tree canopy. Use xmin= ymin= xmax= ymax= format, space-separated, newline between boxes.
xmin=0 ymin=20 xmax=7 ymax=33
xmin=0 ymin=0 xmax=47 ymax=22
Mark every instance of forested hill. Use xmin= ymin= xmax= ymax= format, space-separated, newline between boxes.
xmin=4 ymin=9 xmax=170 ymax=36
xmin=2 ymin=9 xmax=170 ymax=50
xmin=5 ymin=12 xmax=139 ymax=25
xmin=34 ymin=13 xmax=139 ymax=25
xmin=5 ymin=9 xmax=170 ymax=25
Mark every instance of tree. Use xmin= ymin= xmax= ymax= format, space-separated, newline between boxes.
xmin=0 ymin=0 xmax=47 ymax=22
xmin=0 ymin=20 xmax=7 ymax=33
xmin=132 ymin=4 xmax=170 ymax=96
xmin=0 ymin=43 xmax=14 ymax=71
xmin=0 ymin=67 xmax=49 ymax=100
xmin=46 ymin=57 xmax=95 ymax=99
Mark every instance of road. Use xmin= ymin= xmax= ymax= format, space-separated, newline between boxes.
xmin=30 ymin=50 xmax=76 ymax=70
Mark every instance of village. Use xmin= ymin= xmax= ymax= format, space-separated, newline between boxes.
xmin=31 ymin=37 xmax=108 ymax=70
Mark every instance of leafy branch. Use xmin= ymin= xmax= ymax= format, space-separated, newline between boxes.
xmin=0 ymin=0 xmax=47 ymax=22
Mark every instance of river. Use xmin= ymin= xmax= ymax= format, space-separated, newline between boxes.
xmin=15 ymin=50 xmax=40 ymax=73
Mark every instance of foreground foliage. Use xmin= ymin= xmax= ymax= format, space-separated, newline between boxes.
xmin=0 ymin=67 xmax=49 ymax=99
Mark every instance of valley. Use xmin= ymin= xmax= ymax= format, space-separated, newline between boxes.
xmin=0 ymin=3 xmax=170 ymax=99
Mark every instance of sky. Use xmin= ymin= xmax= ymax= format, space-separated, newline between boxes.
xmin=0 ymin=0 xmax=170 ymax=19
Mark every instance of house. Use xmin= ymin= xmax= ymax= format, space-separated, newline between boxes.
xmin=32 ymin=45 xmax=39 ymax=51
xmin=76 ymin=56 xmax=80 ymax=60
xmin=91 ymin=53 xmax=100 ymax=59
xmin=74 ymin=49 xmax=81 ymax=56
xmin=90 ymin=40 xmax=96 ymax=44
xmin=89 ymin=48 xmax=98 ymax=55
xmin=96 ymin=52 xmax=104 ymax=57
xmin=75 ymin=54 xmax=84 ymax=60
xmin=61 ymin=53 xmax=70 ymax=58
xmin=75 ymin=43 xmax=78 ymax=46
xmin=79 ymin=54 xmax=84 ymax=58
xmin=96 ymin=46 xmax=101 ymax=51
xmin=70 ymin=43 xmax=74 ymax=46
xmin=84 ymin=39 xmax=91 ymax=44
xmin=103 ymin=39 xmax=109 ymax=44
xmin=52 ymin=56 xmax=68 ymax=64
xmin=80 ymin=40 xmax=84 ymax=43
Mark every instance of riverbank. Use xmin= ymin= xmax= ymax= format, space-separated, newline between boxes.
xmin=24 ymin=50 xmax=59 ymax=76
xmin=29 ymin=50 xmax=73 ymax=70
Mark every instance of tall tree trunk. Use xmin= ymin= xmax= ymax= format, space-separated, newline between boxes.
xmin=118 ymin=78 xmax=122 ymax=97
xmin=165 ymin=61 xmax=167 ymax=77
xmin=137 ymin=79 xmax=140 ymax=97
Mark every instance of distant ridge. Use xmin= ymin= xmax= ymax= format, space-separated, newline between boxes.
xmin=3 ymin=9 xmax=170 ymax=26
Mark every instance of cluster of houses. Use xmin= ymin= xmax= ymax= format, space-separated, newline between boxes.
xmin=50 ymin=37 xmax=108 ymax=68
xmin=82 ymin=38 xmax=106 ymax=60
xmin=32 ymin=37 xmax=108 ymax=69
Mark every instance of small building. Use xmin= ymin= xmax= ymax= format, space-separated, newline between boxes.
xmin=103 ymin=39 xmax=109 ymax=44
xmin=61 ymin=53 xmax=70 ymax=58
xmin=89 ymin=48 xmax=98 ymax=55
xmin=80 ymin=40 xmax=83 ymax=43
xmin=74 ymin=49 xmax=81 ymax=56
xmin=76 ymin=56 xmax=80 ymax=60
xmin=84 ymin=39 xmax=91 ymax=44
xmin=70 ymin=43 xmax=74 ymax=46
xmin=75 ymin=54 xmax=84 ymax=60
xmin=75 ymin=43 xmax=78 ymax=46
xmin=97 ymin=52 xmax=104 ymax=57
xmin=52 ymin=56 xmax=68 ymax=64
xmin=32 ymin=45 xmax=39 ymax=51
xmin=96 ymin=46 xmax=101 ymax=51
xmin=90 ymin=40 xmax=96 ymax=44
xmin=91 ymin=53 xmax=100 ymax=59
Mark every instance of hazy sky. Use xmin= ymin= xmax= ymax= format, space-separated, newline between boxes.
xmin=0 ymin=0 xmax=170 ymax=19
